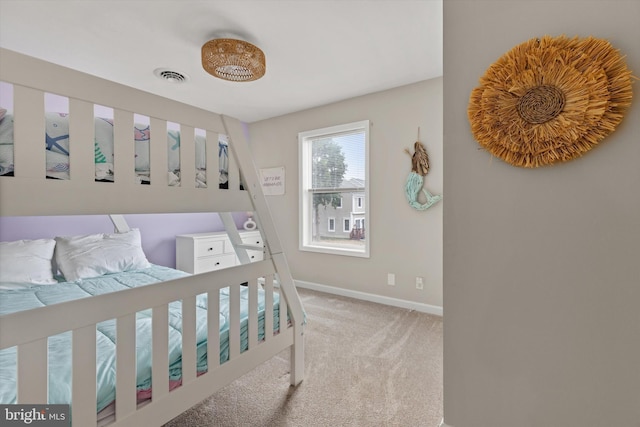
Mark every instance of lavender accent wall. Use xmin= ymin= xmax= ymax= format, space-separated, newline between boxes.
xmin=0 ymin=212 xmax=249 ymax=268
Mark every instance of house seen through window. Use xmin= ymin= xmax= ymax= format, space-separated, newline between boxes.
xmin=299 ymin=120 xmax=370 ymax=257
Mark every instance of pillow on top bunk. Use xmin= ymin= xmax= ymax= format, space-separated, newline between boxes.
xmin=55 ymin=229 xmax=151 ymax=281
xmin=0 ymin=238 xmax=57 ymax=285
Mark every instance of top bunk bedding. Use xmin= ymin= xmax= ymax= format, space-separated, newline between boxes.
xmin=0 ymin=110 xmax=231 ymax=188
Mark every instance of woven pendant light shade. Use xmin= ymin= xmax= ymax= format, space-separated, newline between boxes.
xmin=468 ymin=35 xmax=633 ymax=168
xmin=201 ymin=38 xmax=266 ymax=82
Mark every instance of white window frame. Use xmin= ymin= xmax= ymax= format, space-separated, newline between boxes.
xmin=328 ymin=217 xmax=336 ymax=232
xmin=343 ymin=218 xmax=350 ymax=233
xmin=299 ymin=120 xmax=370 ymax=257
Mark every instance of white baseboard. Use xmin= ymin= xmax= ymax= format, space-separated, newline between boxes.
xmin=294 ymin=279 xmax=443 ymax=316
xmin=439 ymin=419 xmax=453 ymax=427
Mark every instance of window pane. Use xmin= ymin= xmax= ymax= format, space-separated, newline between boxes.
xmin=311 ymin=131 xmax=365 ymax=190
xmin=310 ymin=191 xmax=365 ymax=250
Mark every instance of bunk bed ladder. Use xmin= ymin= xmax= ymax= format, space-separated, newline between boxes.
xmin=221 ymin=115 xmax=305 ymax=386
xmin=219 ymin=212 xmax=259 ymax=265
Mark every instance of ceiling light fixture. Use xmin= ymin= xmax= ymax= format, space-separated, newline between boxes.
xmin=201 ymin=38 xmax=266 ymax=82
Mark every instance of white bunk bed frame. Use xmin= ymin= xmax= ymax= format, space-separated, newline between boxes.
xmin=0 ymin=48 xmax=304 ymax=426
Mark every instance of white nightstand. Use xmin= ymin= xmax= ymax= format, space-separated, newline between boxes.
xmin=176 ymin=230 xmax=263 ymax=274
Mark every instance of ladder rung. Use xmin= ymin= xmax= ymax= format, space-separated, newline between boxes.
xmin=235 ymin=244 xmax=263 ymax=251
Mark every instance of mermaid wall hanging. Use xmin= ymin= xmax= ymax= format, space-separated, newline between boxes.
xmin=405 ymin=128 xmax=441 ymax=211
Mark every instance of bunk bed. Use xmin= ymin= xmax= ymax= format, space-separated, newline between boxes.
xmin=0 ymin=48 xmax=305 ymax=427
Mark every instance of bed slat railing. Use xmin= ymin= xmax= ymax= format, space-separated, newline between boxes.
xmin=72 ymin=325 xmax=98 ymax=426
xmin=229 ymin=283 xmax=241 ymax=360
xmin=279 ymin=281 xmax=289 ymax=334
xmin=68 ymin=99 xmax=95 ymax=182
xmin=227 ymin=142 xmax=240 ymax=191
xmin=152 ymin=304 xmax=170 ymax=401
xmin=206 ymin=289 xmax=221 ymax=371
xmin=264 ymin=274 xmax=275 ymax=343
xmin=113 ymin=109 xmax=135 ymax=185
xmin=116 ymin=313 xmax=137 ymax=421
xmin=181 ymin=295 xmax=197 ymax=384
xmin=179 ymin=125 xmax=196 ymax=189
xmin=13 ymin=85 xmax=44 ymax=179
xmin=149 ymin=117 xmax=168 ymax=187
xmin=16 ymin=339 xmax=47 ymax=403
xmin=248 ymin=279 xmax=259 ymax=348
xmin=205 ymin=131 xmax=219 ymax=191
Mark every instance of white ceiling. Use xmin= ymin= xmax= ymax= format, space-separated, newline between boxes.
xmin=0 ymin=0 xmax=442 ymax=123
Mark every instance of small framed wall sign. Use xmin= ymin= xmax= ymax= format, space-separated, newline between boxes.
xmin=259 ymin=166 xmax=285 ymax=196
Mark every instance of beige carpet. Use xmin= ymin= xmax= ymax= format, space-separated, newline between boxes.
xmin=163 ymin=288 xmax=443 ymax=427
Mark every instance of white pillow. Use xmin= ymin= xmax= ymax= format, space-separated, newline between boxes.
xmin=0 ymin=239 xmax=57 ymax=284
xmin=55 ymin=229 xmax=150 ymax=281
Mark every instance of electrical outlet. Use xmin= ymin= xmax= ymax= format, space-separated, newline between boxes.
xmin=416 ymin=276 xmax=424 ymax=290
xmin=387 ymin=273 xmax=395 ymax=286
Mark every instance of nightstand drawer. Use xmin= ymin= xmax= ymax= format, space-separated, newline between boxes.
xmin=195 ymin=254 xmax=236 ymax=273
xmin=241 ymin=234 xmax=263 ymax=247
xmin=246 ymin=250 xmax=263 ymax=262
xmin=196 ymin=239 xmax=225 ymax=256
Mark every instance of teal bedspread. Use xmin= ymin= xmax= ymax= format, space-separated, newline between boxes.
xmin=0 ymin=265 xmax=279 ymax=412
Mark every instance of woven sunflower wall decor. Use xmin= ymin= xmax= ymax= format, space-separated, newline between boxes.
xmin=468 ymin=35 xmax=633 ymax=168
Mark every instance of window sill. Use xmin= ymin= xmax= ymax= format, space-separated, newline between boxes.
xmin=299 ymin=244 xmax=369 ymax=258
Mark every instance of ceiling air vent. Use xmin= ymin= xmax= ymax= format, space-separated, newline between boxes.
xmin=154 ymin=68 xmax=189 ymax=83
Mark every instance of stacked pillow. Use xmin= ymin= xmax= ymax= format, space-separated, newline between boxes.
xmin=0 ymin=229 xmax=150 ymax=285
xmin=0 ymin=238 xmax=57 ymax=284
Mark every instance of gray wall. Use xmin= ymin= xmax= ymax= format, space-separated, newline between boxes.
xmin=249 ymin=79 xmax=443 ymax=308
xmin=443 ymin=1 xmax=640 ymax=426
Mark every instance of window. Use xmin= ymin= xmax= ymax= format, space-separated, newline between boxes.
xmin=299 ymin=120 xmax=370 ymax=257
xmin=343 ymin=218 xmax=350 ymax=233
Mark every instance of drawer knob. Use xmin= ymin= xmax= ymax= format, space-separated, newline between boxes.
xmin=208 ymin=247 xmax=213 ymax=251
xmin=215 ymin=262 xmax=220 ymax=266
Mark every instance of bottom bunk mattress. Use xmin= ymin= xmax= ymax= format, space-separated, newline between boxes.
xmin=0 ymin=265 xmax=280 ymax=413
